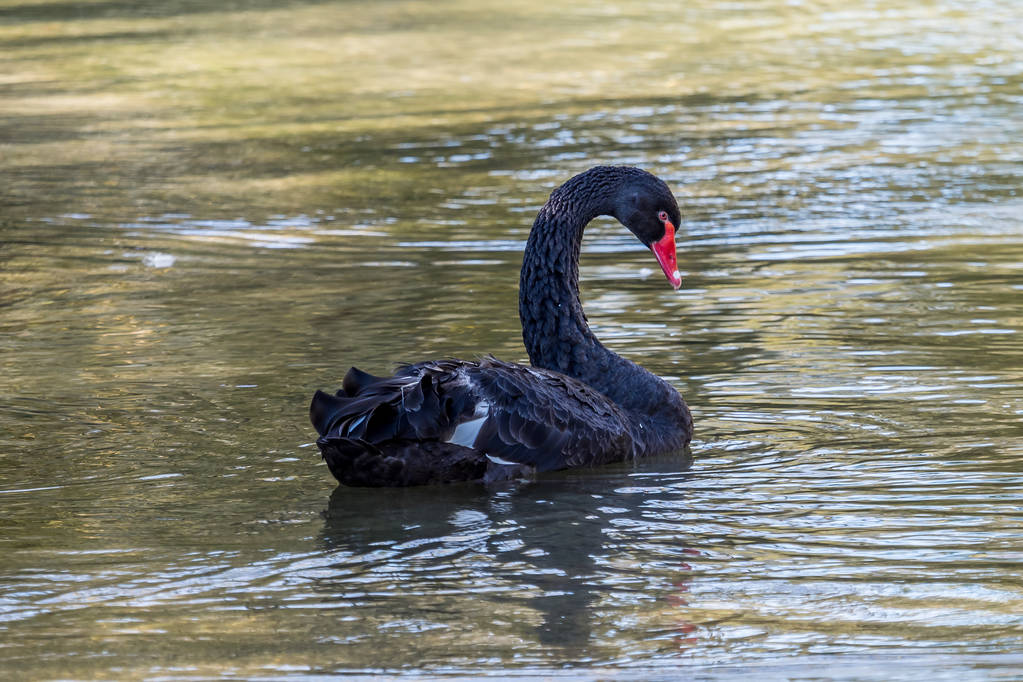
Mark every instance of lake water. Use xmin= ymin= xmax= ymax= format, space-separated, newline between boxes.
xmin=2 ymin=0 xmax=1022 ymax=678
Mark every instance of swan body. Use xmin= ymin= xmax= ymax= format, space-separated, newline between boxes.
xmin=311 ymin=166 xmax=693 ymax=486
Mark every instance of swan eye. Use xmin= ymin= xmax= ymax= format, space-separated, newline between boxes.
xmin=657 ymin=210 xmax=669 ymax=223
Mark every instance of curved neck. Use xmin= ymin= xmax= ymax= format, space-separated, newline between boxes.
xmin=518 ymin=168 xmax=662 ymax=410
xmin=516 ymin=167 xmax=692 ymax=453
xmin=518 ymin=169 xmax=613 ymax=377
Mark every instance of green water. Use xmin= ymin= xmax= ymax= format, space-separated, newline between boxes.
xmin=2 ymin=0 xmax=1022 ymax=678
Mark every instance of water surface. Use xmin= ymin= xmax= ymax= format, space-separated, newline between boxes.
xmin=2 ymin=0 xmax=1022 ymax=678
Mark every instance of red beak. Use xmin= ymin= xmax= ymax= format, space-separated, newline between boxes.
xmin=651 ymin=220 xmax=682 ymax=289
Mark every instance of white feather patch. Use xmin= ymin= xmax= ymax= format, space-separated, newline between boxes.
xmin=446 ymin=401 xmax=489 ymax=448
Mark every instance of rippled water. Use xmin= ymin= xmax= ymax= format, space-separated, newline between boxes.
xmin=2 ymin=0 xmax=1023 ymax=678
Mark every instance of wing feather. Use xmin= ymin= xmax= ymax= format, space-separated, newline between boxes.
xmin=463 ymin=357 xmax=633 ymax=471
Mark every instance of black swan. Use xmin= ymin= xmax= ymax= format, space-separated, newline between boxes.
xmin=310 ymin=166 xmax=693 ymax=486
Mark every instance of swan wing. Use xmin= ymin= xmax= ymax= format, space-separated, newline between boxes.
xmin=310 ymin=357 xmax=634 ymax=477
xmin=463 ymin=357 xmax=634 ymax=471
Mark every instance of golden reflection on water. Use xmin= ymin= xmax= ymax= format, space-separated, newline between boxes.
xmin=3 ymin=0 xmax=1021 ymax=216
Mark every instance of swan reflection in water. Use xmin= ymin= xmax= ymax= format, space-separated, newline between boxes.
xmin=316 ymin=450 xmax=698 ymax=656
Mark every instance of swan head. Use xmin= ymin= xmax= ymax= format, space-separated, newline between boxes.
xmin=612 ymin=170 xmax=683 ymax=289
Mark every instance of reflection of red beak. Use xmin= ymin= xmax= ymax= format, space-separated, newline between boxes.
xmin=651 ymin=220 xmax=682 ymax=289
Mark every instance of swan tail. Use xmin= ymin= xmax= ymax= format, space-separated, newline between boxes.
xmin=310 ymin=365 xmax=476 ymax=441
xmin=310 ymin=363 xmax=489 ymax=485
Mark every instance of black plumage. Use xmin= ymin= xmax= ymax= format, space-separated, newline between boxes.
xmin=310 ymin=166 xmax=693 ymax=486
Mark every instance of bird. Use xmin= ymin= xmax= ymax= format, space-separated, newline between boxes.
xmin=310 ymin=166 xmax=693 ymax=486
